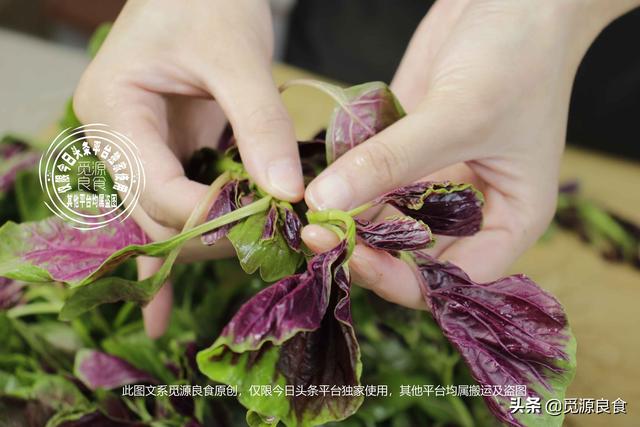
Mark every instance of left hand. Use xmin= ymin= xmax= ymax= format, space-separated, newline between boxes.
xmin=302 ymin=0 xmax=628 ymax=309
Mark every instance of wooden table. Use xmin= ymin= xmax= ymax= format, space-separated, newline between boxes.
xmin=2 ymin=29 xmax=638 ymax=427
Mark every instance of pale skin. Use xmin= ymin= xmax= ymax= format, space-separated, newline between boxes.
xmin=74 ymin=0 xmax=640 ymax=337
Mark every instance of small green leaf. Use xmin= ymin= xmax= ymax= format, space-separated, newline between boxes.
xmin=227 ymin=212 xmax=303 ymax=282
xmin=199 ymin=343 xmax=287 ymax=425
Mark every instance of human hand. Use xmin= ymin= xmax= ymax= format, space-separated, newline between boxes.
xmin=73 ymin=0 xmax=304 ymax=336
xmin=303 ymin=0 xmax=631 ymax=309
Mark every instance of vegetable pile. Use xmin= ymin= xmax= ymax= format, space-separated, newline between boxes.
xmin=0 ymin=24 xmax=577 ymax=427
xmin=554 ymin=181 xmax=640 ymax=269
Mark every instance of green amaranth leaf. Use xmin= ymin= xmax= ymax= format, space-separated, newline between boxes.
xmin=0 ymin=186 xmax=271 ymax=289
xmin=101 ymin=331 xmax=175 ymax=384
xmin=59 ymin=174 xmax=272 ymax=319
xmin=198 ymin=242 xmax=362 ymax=427
xmin=227 ymin=211 xmax=303 ymax=282
xmin=14 ymin=170 xmax=51 ymax=222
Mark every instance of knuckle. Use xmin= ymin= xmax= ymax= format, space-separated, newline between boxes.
xmin=72 ymin=63 xmax=107 ymax=124
xmin=241 ymin=103 xmax=292 ymax=138
xmin=139 ymin=193 xmax=179 ymax=230
xmin=357 ymin=140 xmax=408 ymax=186
xmin=508 ymin=194 xmax=557 ymax=246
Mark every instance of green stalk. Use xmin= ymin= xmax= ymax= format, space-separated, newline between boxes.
xmin=164 ymin=196 xmax=271 ymax=250
xmin=144 ymin=173 xmax=271 ymax=294
xmin=307 ymin=209 xmax=357 ymax=257
xmin=7 ymin=302 xmax=63 ymax=318
xmin=347 ymin=202 xmax=374 ymax=217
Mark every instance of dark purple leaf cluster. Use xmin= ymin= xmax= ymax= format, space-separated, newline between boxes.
xmin=377 ymin=182 xmax=484 ymax=236
xmin=257 ymin=203 xmax=303 ymax=253
xmin=201 ymin=181 xmax=303 ymax=254
xmin=221 ymin=241 xmax=349 ymax=348
xmin=413 ymin=252 xmax=575 ymax=427
xmin=355 ymin=217 xmax=433 ymax=251
xmin=200 ymin=241 xmax=361 ymax=423
xmin=201 ymin=180 xmax=244 ymax=246
xmin=261 ymin=205 xmax=279 ymax=241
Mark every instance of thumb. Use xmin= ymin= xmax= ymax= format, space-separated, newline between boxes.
xmin=207 ymin=61 xmax=304 ymax=202
xmin=305 ymin=106 xmax=472 ymax=211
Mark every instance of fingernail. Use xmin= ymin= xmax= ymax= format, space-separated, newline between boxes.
xmin=307 ymin=173 xmax=353 ymax=210
xmin=267 ymin=158 xmax=302 ymax=200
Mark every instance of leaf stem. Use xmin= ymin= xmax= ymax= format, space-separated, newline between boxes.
xmin=7 ymin=302 xmax=63 ymax=318
xmin=307 ymin=209 xmax=357 ymax=257
xmin=347 ymin=202 xmax=374 ymax=217
xmin=73 ymin=172 xmax=270 ymax=289
xmin=163 ymin=196 xmax=272 ymax=250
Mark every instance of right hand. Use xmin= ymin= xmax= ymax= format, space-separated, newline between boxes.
xmin=73 ymin=0 xmax=304 ymax=337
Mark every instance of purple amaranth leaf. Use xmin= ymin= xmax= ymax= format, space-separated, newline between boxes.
xmin=282 ymin=207 xmax=303 ymax=252
xmin=0 ymin=277 xmax=24 ymax=310
xmin=326 ymin=82 xmax=405 ymax=163
xmin=0 ymin=136 xmax=39 ymax=193
xmin=260 ymin=204 xmax=278 ymax=241
xmin=0 ymin=136 xmax=28 ymax=159
xmin=201 ymin=180 xmax=241 ymax=246
xmin=0 ymin=214 xmax=146 ymax=283
xmin=74 ymin=349 xmax=156 ymax=390
xmin=197 ymin=240 xmax=363 ymax=425
xmin=356 ymin=216 xmax=433 ymax=251
xmin=219 ymin=241 xmax=347 ymax=348
xmin=276 ymin=265 xmax=360 ymax=422
xmin=377 ymin=181 xmax=484 ymax=236
xmin=413 ymin=253 xmax=576 ymax=427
